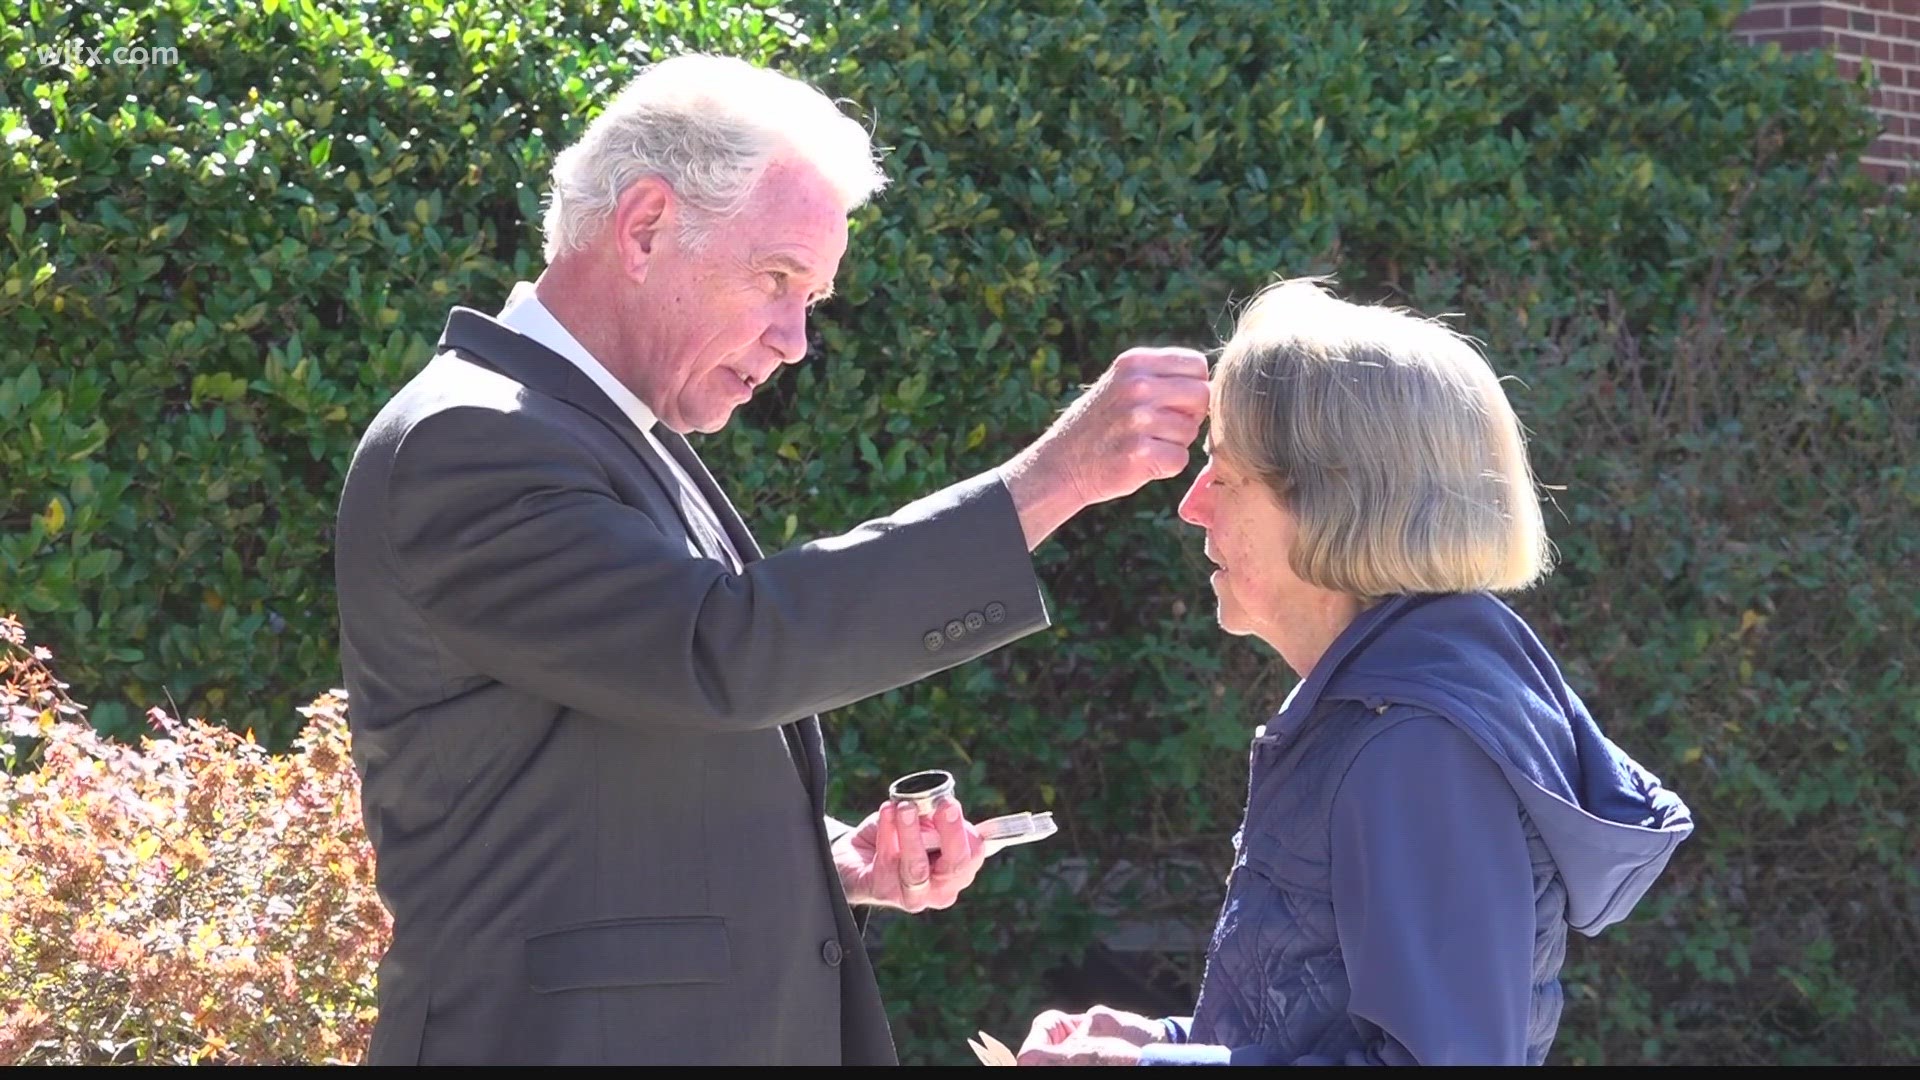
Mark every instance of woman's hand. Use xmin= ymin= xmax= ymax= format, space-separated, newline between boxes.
xmin=1016 ymin=1005 xmax=1166 ymax=1065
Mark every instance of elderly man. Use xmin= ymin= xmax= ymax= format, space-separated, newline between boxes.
xmin=332 ymin=54 xmax=1208 ymax=1066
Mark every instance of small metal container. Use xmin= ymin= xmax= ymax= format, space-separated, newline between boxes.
xmin=888 ymin=768 xmax=955 ymax=818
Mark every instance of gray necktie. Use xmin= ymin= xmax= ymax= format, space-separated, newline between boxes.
xmin=652 ymin=423 xmax=741 ymax=573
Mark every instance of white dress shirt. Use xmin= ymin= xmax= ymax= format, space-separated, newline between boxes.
xmin=497 ymin=281 xmax=743 ymax=572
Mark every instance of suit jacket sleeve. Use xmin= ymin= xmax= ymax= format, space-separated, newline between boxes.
xmin=372 ymin=403 xmax=1049 ymax=732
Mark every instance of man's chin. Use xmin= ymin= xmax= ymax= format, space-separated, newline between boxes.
xmin=690 ymin=410 xmax=737 ymax=434
xmin=674 ymin=404 xmax=738 ymax=435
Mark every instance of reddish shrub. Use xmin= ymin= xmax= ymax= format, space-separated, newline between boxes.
xmin=1 ymin=615 xmax=389 ymax=1065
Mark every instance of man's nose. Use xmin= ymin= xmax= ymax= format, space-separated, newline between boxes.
xmin=765 ymin=300 xmax=809 ymax=364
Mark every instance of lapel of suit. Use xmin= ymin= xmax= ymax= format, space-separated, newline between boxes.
xmin=652 ymin=425 xmax=827 ymax=807
xmin=438 ymin=309 xmax=709 ymax=551
xmin=438 ymin=307 xmax=824 ymax=803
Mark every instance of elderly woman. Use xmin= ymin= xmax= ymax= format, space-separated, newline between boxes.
xmin=1018 ymin=280 xmax=1693 ymax=1066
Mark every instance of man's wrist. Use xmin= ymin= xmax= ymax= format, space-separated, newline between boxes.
xmin=831 ymin=835 xmax=868 ymax=906
xmin=997 ymin=448 xmax=1083 ymax=550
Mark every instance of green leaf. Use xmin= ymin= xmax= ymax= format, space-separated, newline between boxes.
xmin=16 ymin=364 xmax=41 ymax=405
xmin=76 ymin=549 xmax=116 ymax=579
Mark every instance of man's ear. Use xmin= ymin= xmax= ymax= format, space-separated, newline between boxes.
xmin=611 ymin=176 xmax=672 ymax=283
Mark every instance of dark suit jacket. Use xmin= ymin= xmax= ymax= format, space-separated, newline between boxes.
xmin=332 ymin=307 xmax=1049 ymax=1064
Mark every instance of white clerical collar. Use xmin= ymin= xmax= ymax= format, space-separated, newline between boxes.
xmin=497 ymin=281 xmax=661 ymax=434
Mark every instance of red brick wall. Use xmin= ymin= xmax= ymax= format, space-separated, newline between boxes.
xmin=1735 ymin=0 xmax=1920 ymax=181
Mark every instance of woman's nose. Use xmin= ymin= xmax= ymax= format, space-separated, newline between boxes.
xmin=1177 ymin=469 xmax=1211 ymax=528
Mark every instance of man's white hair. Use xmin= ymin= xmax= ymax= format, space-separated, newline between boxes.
xmin=540 ymin=53 xmax=888 ymax=261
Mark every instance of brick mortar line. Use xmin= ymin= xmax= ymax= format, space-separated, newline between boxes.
xmin=1742 ymin=2 xmax=1920 ymax=20
xmin=1747 ymin=0 xmax=1920 ymax=18
xmin=1742 ymin=26 xmax=1920 ymax=48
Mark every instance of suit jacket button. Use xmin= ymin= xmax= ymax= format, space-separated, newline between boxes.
xmin=945 ymin=619 xmax=965 ymax=641
xmin=984 ymin=601 xmax=1006 ymax=624
xmin=923 ymin=630 xmax=945 ymax=653
xmin=965 ymin=610 xmax=985 ymax=632
xmin=822 ymin=939 xmax=843 ymax=967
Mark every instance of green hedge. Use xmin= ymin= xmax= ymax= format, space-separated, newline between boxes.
xmin=4 ymin=0 xmax=1916 ymax=1065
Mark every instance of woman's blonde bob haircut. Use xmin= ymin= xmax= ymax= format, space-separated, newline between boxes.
xmin=1211 ymin=277 xmax=1551 ymax=599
